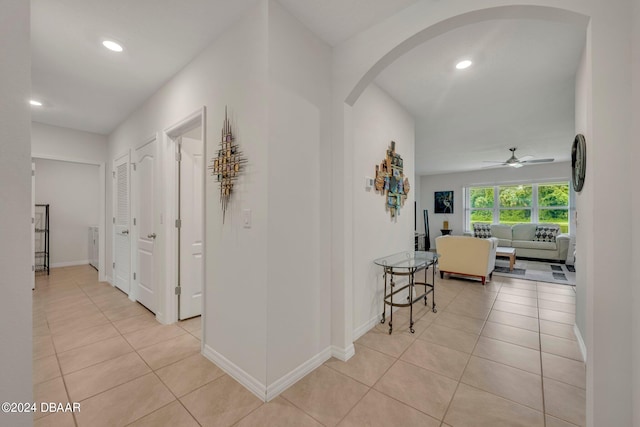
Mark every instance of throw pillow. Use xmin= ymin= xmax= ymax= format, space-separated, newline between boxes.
xmin=473 ymin=223 xmax=492 ymax=238
xmin=534 ymin=225 xmax=559 ymax=242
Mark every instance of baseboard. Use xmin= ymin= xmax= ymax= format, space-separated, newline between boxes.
xmin=354 ymin=315 xmax=381 ymax=341
xmin=573 ymin=323 xmax=587 ymax=363
xmin=353 ymin=305 xmax=404 ymax=342
xmin=51 ymin=260 xmax=90 ymax=268
xmin=331 ymin=344 xmax=355 ymax=361
xmin=266 ymin=346 xmax=332 ymax=401
xmin=105 ymin=275 xmax=113 ymax=286
xmin=202 ymin=344 xmax=266 ymax=402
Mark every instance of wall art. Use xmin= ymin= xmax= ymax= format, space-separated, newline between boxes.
xmin=434 ymin=190 xmax=453 ymax=214
xmin=374 ymin=141 xmax=409 ymax=218
xmin=208 ymin=106 xmax=247 ymax=223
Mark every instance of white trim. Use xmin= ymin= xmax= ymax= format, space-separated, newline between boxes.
xmin=202 ymin=344 xmax=266 ymax=402
xmin=51 ymin=260 xmax=90 ymax=268
xmin=105 ymin=275 xmax=113 ymax=285
xmin=331 ymin=344 xmax=355 ymax=362
xmin=98 ymin=163 xmax=106 ymax=282
xmin=266 ymin=347 xmax=333 ymax=402
xmin=164 ymin=108 xmax=205 ymax=137
xmin=353 ymin=315 xmax=381 ymax=341
xmin=573 ymin=323 xmax=587 ymax=362
xmin=32 ymin=153 xmax=102 ymax=166
xmin=161 ymin=107 xmax=206 ymax=323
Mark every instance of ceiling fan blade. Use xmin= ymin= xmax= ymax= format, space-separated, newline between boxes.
xmin=482 ymin=161 xmax=508 ymax=164
xmin=519 ymin=155 xmax=534 ymax=161
xmin=521 ymin=158 xmax=554 ymax=164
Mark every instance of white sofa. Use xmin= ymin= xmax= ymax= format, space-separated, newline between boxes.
xmin=435 ymin=235 xmax=498 ymax=285
xmin=465 ymin=223 xmax=570 ymax=262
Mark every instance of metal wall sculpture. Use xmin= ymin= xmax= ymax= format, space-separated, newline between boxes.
xmin=374 ymin=141 xmax=410 ymax=218
xmin=208 ymin=106 xmax=247 ymax=222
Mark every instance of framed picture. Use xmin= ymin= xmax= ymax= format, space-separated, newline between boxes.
xmin=434 ymin=191 xmax=453 ymax=214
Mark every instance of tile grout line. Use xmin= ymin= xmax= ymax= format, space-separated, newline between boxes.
xmin=439 ymin=281 xmax=498 ymax=424
xmin=536 ymin=281 xmax=548 ymax=427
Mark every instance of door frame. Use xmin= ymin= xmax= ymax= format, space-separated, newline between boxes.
xmin=31 ymin=154 xmax=107 ymax=282
xmin=131 ymin=134 xmax=161 ymax=313
xmin=160 ymin=107 xmax=206 ymax=327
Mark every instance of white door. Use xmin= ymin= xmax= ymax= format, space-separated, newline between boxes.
xmin=179 ymin=136 xmax=203 ymax=319
xmin=134 ymin=140 xmax=157 ymax=312
xmin=31 ymin=162 xmax=35 ymax=289
xmin=113 ymin=153 xmax=131 ymax=294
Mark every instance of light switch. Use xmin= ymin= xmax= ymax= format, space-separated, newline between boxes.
xmin=242 ymin=209 xmax=251 ymax=228
xmin=365 ymin=176 xmax=374 ymax=190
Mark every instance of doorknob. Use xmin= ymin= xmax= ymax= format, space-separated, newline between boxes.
xmin=122 ymin=229 xmax=129 ymax=235
xmin=147 ymin=233 xmax=157 ymax=239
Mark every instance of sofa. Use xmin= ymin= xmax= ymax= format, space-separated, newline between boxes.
xmin=435 ymin=235 xmax=498 ymax=285
xmin=466 ymin=223 xmax=570 ymax=262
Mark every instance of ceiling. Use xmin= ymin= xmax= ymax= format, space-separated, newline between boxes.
xmin=31 ymin=0 xmax=260 ymax=134
xmin=31 ymin=1 xmax=587 ymax=176
xmin=374 ymin=18 xmax=587 ymax=175
xmin=30 ymin=0 xmax=420 ymax=135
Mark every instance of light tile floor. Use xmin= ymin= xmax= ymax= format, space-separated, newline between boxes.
xmin=34 ymin=265 xmax=585 ymax=426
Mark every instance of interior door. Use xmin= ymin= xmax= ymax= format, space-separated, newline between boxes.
xmin=179 ymin=136 xmax=203 ymax=319
xmin=134 ymin=140 xmax=157 ymax=312
xmin=113 ymin=152 xmax=131 ymax=294
xmin=31 ymin=162 xmax=35 ymax=290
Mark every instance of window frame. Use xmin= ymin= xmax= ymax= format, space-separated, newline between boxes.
xmin=465 ymin=182 xmax=570 ymax=233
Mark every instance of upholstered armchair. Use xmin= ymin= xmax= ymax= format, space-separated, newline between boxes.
xmin=435 ymin=236 xmax=499 ymax=285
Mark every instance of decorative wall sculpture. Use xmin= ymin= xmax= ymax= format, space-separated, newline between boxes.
xmin=208 ymin=106 xmax=247 ymax=223
xmin=374 ymin=141 xmax=409 ymax=218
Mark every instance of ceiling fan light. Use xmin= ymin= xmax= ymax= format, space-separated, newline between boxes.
xmin=511 ymin=163 xmax=523 ymax=168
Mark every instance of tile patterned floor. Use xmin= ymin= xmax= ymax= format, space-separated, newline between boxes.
xmin=33 ymin=265 xmax=586 ymax=426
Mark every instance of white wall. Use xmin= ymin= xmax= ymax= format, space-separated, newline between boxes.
xmin=106 ymin=0 xmax=334 ymax=399
xmin=108 ymin=1 xmax=269 ymax=387
xmin=266 ymin=0 xmax=332 ymax=387
xmin=0 ymin=1 xmax=32 ymax=425
xmin=419 ymin=162 xmax=571 ymax=248
xmin=633 ymin=1 xmax=640 ymax=424
xmin=584 ymin=4 xmax=633 ymax=425
xmin=352 ymin=83 xmax=415 ymax=337
xmin=574 ymin=41 xmax=590 ymax=350
xmin=32 ymin=122 xmax=107 ymax=164
xmin=34 ymin=158 xmax=100 ymax=266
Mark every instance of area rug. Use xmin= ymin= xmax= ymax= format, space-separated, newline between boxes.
xmin=493 ymin=258 xmax=576 ymax=286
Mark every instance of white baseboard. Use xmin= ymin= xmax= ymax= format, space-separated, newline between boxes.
xmin=266 ymin=346 xmax=332 ymax=401
xmin=574 ymin=323 xmax=587 ymax=362
xmin=354 ymin=315 xmax=381 ymax=341
xmin=202 ymin=344 xmax=266 ymax=402
xmin=105 ymin=275 xmax=113 ymax=286
xmin=353 ymin=305 xmax=404 ymax=342
xmin=51 ymin=260 xmax=90 ymax=268
xmin=331 ymin=344 xmax=355 ymax=361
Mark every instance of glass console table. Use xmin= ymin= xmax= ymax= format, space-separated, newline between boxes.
xmin=373 ymin=251 xmax=438 ymax=334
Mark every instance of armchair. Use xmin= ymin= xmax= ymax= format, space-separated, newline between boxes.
xmin=436 ymin=236 xmax=498 ymax=285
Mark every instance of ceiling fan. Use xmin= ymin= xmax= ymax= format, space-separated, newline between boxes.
xmin=483 ymin=147 xmax=554 ymax=168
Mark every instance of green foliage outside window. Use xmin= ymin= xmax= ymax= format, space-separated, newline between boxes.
xmin=499 ymin=185 xmax=532 ymax=208
xmin=470 ymin=187 xmax=494 ymax=208
xmin=468 ymin=183 xmax=570 ymax=233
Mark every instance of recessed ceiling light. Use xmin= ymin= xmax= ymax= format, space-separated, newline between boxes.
xmin=456 ymin=60 xmax=473 ymax=70
xmin=102 ymin=40 xmax=124 ymax=52
xmin=29 ymin=100 xmax=43 ymax=107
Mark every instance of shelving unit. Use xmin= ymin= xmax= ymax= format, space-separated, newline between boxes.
xmin=35 ymin=204 xmax=50 ymax=275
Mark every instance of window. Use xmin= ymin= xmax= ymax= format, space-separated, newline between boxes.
xmin=466 ymin=182 xmax=570 ymax=233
